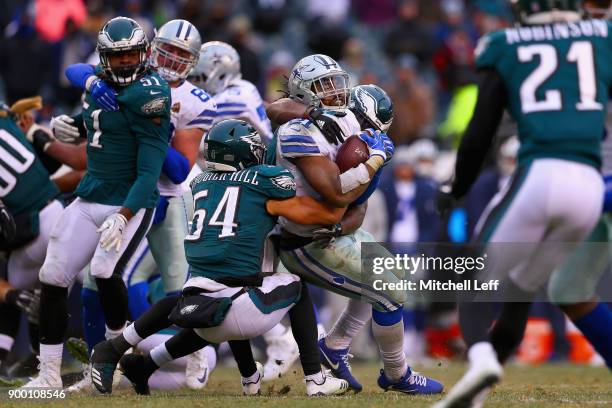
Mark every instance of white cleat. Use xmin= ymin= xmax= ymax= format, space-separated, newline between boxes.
xmin=306 ymin=371 xmax=349 ymax=396
xmin=185 ymin=348 xmax=210 ymax=390
xmin=263 ymin=327 xmax=299 ymax=381
xmin=20 ymin=357 xmax=62 ymax=389
xmin=432 ymin=342 xmax=502 ymax=408
xmin=241 ymin=362 xmax=264 ymax=396
xmin=65 ymin=364 xmax=93 ymax=394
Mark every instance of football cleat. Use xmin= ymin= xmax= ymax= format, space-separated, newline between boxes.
xmin=185 ymin=348 xmax=210 ymax=390
xmin=318 ymin=338 xmax=362 ymax=392
xmin=432 ymin=342 xmax=502 ymax=408
xmin=305 ymin=371 xmax=349 ymax=396
xmin=90 ymin=340 xmax=122 ymax=394
xmin=241 ymin=362 xmax=263 ymax=396
xmin=65 ymin=364 xmax=93 ymax=394
xmin=377 ymin=368 xmax=444 ymax=395
xmin=263 ymin=327 xmax=300 ymax=381
xmin=20 ymin=356 xmax=62 ymax=389
xmin=119 ymin=354 xmax=151 ymax=395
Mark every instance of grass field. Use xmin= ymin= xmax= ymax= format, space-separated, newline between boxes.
xmin=1 ymin=362 xmax=610 ymax=407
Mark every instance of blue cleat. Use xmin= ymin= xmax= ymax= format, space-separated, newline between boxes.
xmin=318 ymin=338 xmax=363 ymax=392
xmin=377 ymin=368 xmax=444 ymax=395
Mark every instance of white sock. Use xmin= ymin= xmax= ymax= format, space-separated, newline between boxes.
xmin=304 ymin=371 xmax=324 ymax=384
xmin=203 ymin=345 xmax=217 ymax=372
xmin=264 ymin=323 xmax=287 ymax=341
xmin=372 ymin=319 xmax=408 ymax=382
xmin=123 ymin=323 xmax=143 ymax=346
xmin=325 ymin=300 xmax=371 ymax=350
xmin=243 ymin=366 xmax=261 ymax=382
xmin=105 ymin=322 xmax=127 ymax=340
xmin=0 ymin=334 xmax=14 ymax=351
xmin=150 ymin=343 xmax=173 ymax=367
xmin=468 ymin=341 xmax=496 ymax=364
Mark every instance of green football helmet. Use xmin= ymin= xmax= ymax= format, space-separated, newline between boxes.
xmin=199 ymin=119 xmax=266 ymax=172
xmin=97 ymin=16 xmax=149 ymax=86
xmin=349 ymin=84 xmax=394 ymax=133
xmin=512 ymin=0 xmax=583 ymax=24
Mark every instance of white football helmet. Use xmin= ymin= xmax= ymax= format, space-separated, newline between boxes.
xmin=150 ymin=19 xmax=201 ymax=82
xmin=189 ymin=41 xmax=241 ymax=95
xmin=288 ymin=54 xmax=350 ymax=112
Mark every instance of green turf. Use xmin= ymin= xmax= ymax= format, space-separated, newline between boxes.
xmin=1 ymin=362 xmax=610 ymax=407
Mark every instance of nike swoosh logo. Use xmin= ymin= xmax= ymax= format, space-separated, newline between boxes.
xmin=197 ymin=368 xmax=208 ymax=384
xmin=150 ymin=91 xmax=161 ymax=95
xmin=321 ymin=349 xmax=340 ymax=371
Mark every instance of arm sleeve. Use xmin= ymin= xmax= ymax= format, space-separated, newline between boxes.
xmin=451 ymin=69 xmax=507 ymax=199
xmin=65 ymin=63 xmax=96 ymax=90
xmin=123 ymin=114 xmax=170 ymax=213
xmin=162 ymin=146 xmax=190 ymax=184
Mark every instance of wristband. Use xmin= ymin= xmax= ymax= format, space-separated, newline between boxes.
xmin=339 ymin=163 xmax=371 ymax=194
xmin=85 ymin=75 xmax=98 ymax=92
xmin=365 ymin=155 xmax=384 ymax=173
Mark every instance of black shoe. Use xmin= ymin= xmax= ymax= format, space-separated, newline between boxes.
xmin=119 ymin=354 xmax=151 ymax=395
xmin=91 ymin=340 xmax=122 ymax=394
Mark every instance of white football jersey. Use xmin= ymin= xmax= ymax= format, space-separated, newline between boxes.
xmin=276 ymin=110 xmax=361 ymax=237
xmin=212 ymin=79 xmax=273 ymax=144
xmin=159 ymin=80 xmax=216 ymax=197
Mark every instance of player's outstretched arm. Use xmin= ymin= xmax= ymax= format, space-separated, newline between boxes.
xmin=44 ymin=140 xmax=87 ymax=170
xmin=450 ymin=69 xmax=507 ymax=199
xmin=266 ymin=196 xmax=346 ymax=225
xmin=266 ymin=98 xmax=308 ymax=125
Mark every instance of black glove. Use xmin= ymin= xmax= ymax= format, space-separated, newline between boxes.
xmin=436 ymin=184 xmax=457 ymax=218
xmin=312 ymin=223 xmax=343 ymax=248
xmin=5 ymin=289 xmax=40 ymax=323
xmin=0 ymin=200 xmax=16 ymax=243
xmin=31 ymin=128 xmax=54 ymax=152
xmin=308 ymin=108 xmax=346 ymax=145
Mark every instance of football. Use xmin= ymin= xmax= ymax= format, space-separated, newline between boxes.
xmin=336 ymin=135 xmax=369 ymax=172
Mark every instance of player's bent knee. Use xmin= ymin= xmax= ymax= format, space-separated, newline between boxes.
xmin=39 ymin=259 xmax=71 ymax=288
xmin=90 ymin=255 xmax=117 ymax=279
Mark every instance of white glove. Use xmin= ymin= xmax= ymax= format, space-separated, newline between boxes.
xmin=50 ymin=115 xmax=80 ymax=143
xmin=97 ymin=213 xmax=128 ymax=252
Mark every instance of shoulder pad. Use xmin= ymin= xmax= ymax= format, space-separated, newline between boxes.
xmin=474 ymin=30 xmax=506 ymax=70
xmin=255 ymin=165 xmax=296 ymax=191
xmin=120 ymin=73 xmax=171 ymax=117
xmin=277 ymin=119 xmax=322 ymax=158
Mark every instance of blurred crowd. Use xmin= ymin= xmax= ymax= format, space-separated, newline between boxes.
xmin=3 ymin=0 xmax=603 ymax=365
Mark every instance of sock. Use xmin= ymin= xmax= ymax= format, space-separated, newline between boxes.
xmin=288 ymin=282 xmax=320 ymax=376
xmin=141 ymin=353 xmax=161 ymax=377
xmin=150 ymin=343 xmax=173 ymax=367
xmin=40 ymin=343 xmax=63 ymax=362
xmin=109 ymin=323 xmax=140 ymax=356
xmin=39 ymin=284 xmax=68 ymax=345
xmin=105 ymin=322 xmax=127 ymax=340
xmin=304 ymin=371 xmax=324 ymax=384
xmin=165 ymin=329 xmax=209 ymax=360
xmin=128 ymin=281 xmax=151 ymax=320
xmin=573 ymin=303 xmax=612 ymax=370
xmin=81 ymin=287 xmax=106 ymax=354
xmin=325 ymin=299 xmax=371 ymax=350
xmin=264 ymin=323 xmax=286 ymax=340
xmin=229 ymin=340 xmax=257 ymax=377
xmin=459 ymin=302 xmax=497 ymax=347
xmin=133 ymin=295 xmax=179 ymax=338
xmin=95 ymin=275 xmax=128 ymax=330
xmin=372 ymin=308 xmax=407 ymax=382
xmin=242 ymin=365 xmax=261 ymax=382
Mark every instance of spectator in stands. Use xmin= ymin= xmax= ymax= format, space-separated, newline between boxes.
xmin=384 ymin=0 xmax=434 ymax=67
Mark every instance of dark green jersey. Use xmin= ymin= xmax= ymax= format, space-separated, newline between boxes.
xmin=476 ymin=19 xmax=612 ymax=167
xmin=185 ymin=165 xmax=296 ymax=281
xmin=0 ymin=117 xmax=59 ymax=215
xmin=75 ymin=69 xmax=171 ymax=213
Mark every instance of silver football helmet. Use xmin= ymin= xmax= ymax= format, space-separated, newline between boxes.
xmin=150 ymin=19 xmax=201 ymax=82
xmin=288 ymin=54 xmax=350 ymax=112
xmin=188 ymin=41 xmax=241 ymax=95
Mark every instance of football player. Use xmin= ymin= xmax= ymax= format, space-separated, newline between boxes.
xmin=266 ymin=55 xmax=443 ymax=394
xmin=89 ymin=119 xmax=350 ymax=396
xmin=434 ymin=1 xmax=612 ymax=406
xmin=22 ymin=16 xmax=171 ymax=389
xmin=54 ymin=19 xmax=217 ymax=392
xmin=0 ymin=101 xmax=63 ymax=380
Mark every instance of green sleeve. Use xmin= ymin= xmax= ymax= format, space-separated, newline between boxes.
xmin=474 ymin=31 xmax=505 ymax=70
xmin=258 ymin=166 xmax=296 ymax=200
xmin=122 ymin=111 xmax=170 ymax=213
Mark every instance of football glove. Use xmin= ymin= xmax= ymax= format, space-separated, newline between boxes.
xmin=0 ymin=200 xmax=16 ymax=243
xmin=312 ymin=223 xmax=343 ymax=248
xmin=97 ymin=213 xmax=128 ymax=252
xmin=436 ymin=184 xmax=456 ymax=217
xmin=26 ymin=124 xmax=54 ymax=151
xmin=308 ymin=108 xmax=345 ymax=145
xmin=380 ymin=133 xmax=395 ymax=165
xmin=87 ymin=77 xmax=119 ymax=112
xmin=357 ymin=129 xmax=387 ymax=161
xmin=50 ymin=115 xmax=80 ymax=143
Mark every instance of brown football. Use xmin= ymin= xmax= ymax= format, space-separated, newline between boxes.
xmin=336 ymin=135 xmax=369 ymax=172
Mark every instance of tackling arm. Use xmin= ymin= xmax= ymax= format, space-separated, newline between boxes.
xmin=266 ymin=98 xmax=308 ymax=125
xmin=450 ymin=69 xmax=507 ymax=199
xmin=44 ymin=140 xmax=88 ymax=170
xmin=339 ymin=202 xmax=367 ymax=235
xmin=266 ymin=196 xmax=346 ymax=225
